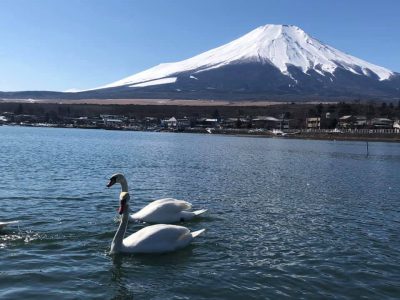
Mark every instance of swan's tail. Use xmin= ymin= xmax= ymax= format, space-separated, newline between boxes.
xmin=193 ymin=209 xmax=207 ymax=216
xmin=191 ymin=229 xmax=206 ymax=238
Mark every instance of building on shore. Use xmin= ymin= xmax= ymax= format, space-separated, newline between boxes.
xmin=176 ymin=118 xmax=191 ymax=130
xmin=371 ymin=118 xmax=393 ymax=129
xmin=252 ymin=116 xmax=289 ymax=130
xmin=306 ymin=117 xmax=321 ymax=129
xmin=161 ymin=117 xmax=177 ymax=128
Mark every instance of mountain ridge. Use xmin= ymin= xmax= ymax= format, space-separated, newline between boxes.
xmin=1 ymin=24 xmax=399 ymax=101
xmin=93 ymin=24 xmax=394 ymax=90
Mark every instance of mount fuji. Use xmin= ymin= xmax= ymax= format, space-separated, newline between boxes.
xmin=2 ymin=24 xmax=400 ymax=101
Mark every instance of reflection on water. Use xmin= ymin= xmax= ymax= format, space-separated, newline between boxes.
xmin=0 ymin=126 xmax=399 ymax=299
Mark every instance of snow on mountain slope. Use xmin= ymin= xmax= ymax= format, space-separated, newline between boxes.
xmin=129 ymin=77 xmax=177 ymax=87
xmin=93 ymin=24 xmax=394 ymax=90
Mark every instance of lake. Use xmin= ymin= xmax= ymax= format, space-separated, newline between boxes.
xmin=0 ymin=126 xmax=399 ymax=299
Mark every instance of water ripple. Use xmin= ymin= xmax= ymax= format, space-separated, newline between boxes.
xmin=0 ymin=127 xmax=399 ymax=299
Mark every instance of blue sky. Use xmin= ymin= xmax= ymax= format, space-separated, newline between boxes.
xmin=0 ymin=0 xmax=399 ymax=91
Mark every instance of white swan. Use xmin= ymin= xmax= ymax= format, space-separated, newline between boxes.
xmin=107 ymin=173 xmax=207 ymax=223
xmin=0 ymin=221 xmax=19 ymax=230
xmin=110 ymin=191 xmax=205 ymax=254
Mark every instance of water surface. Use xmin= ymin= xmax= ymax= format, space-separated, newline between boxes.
xmin=1 ymin=126 xmax=399 ymax=299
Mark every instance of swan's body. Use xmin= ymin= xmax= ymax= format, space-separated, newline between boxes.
xmin=106 ymin=173 xmax=207 ymax=224
xmin=116 ymin=223 xmax=205 ymax=254
xmin=0 ymin=221 xmax=19 ymax=230
xmin=130 ymin=198 xmax=207 ymax=223
xmin=110 ymin=191 xmax=205 ymax=254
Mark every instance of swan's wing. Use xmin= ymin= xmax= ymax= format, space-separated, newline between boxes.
xmin=132 ymin=199 xmax=192 ymax=223
xmin=123 ymin=224 xmax=192 ymax=253
xmin=150 ymin=198 xmax=192 ymax=210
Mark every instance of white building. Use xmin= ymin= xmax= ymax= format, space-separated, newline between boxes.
xmin=162 ymin=117 xmax=177 ymax=128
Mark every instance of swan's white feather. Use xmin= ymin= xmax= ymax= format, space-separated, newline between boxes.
xmin=193 ymin=209 xmax=208 ymax=216
xmin=122 ymin=224 xmax=197 ymax=253
xmin=131 ymin=198 xmax=198 ymax=223
xmin=148 ymin=198 xmax=192 ymax=210
xmin=191 ymin=229 xmax=206 ymax=238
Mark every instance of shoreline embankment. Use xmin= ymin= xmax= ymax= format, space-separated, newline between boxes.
xmin=3 ymin=124 xmax=399 ymax=143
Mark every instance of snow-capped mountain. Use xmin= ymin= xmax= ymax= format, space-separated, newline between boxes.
xmin=94 ymin=24 xmax=394 ymax=90
xmin=2 ymin=24 xmax=399 ymax=101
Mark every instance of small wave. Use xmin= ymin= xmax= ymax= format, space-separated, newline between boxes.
xmin=0 ymin=230 xmax=44 ymax=248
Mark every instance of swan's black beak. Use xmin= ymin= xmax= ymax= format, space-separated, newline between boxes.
xmin=107 ymin=177 xmax=117 ymax=188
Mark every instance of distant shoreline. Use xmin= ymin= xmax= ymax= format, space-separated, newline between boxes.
xmin=188 ymin=129 xmax=400 ymax=143
xmin=0 ymin=98 xmax=338 ymax=106
xmin=2 ymin=100 xmax=399 ymax=143
xmin=3 ymin=124 xmax=400 ymax=143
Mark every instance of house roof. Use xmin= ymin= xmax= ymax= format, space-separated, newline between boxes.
xmin=253 ymin=116 xmax=280 ymax=122
xmin=372 ymin=118 xmax=392 ymax=122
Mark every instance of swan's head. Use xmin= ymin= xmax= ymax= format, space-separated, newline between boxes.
xmin=118 ymin=192 xmax=130 ymax=215
xmin=107 ymin=173 xmax=125 ymax=188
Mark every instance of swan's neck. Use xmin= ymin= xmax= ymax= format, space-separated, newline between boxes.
xmin=119 ymin=177 xmax=129 ymax=193
xmin=110 ymin=204 xmax=129 ymax=254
